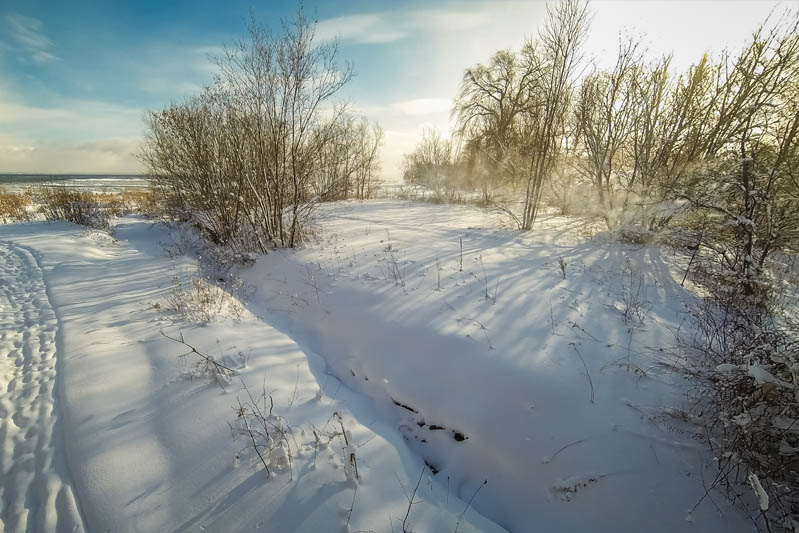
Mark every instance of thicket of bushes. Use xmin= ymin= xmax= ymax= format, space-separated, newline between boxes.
xmin=139 ymin=9 xmax=382 ymax=253
xmin=404 ymin=3 xmax=799 ymax=260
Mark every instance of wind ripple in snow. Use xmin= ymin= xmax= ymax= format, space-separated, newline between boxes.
xmin=0 ymin=242 xmax=84 ymax=533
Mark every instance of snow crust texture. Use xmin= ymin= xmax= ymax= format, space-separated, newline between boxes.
xmin=0 ymin=242 xmax=84 ymax=533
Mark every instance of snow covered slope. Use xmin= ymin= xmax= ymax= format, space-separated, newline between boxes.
xmin=0 ymin=219 xmax=499 ymax=532
xmin=0 ymin=201 xmax=757 ymax=531
xmin=242 ymin=200 xmax=755 ymax=532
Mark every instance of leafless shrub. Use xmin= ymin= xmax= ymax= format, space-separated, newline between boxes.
xmin=228 ymin=390 xmax=362 ymax=488
xmin=139 ymin=7 xmax=373 ymax=253
xmin=402 ymin=128 xmax=454 ymax=199
xmin=679 ymin=256 xmax=799 ymax=530
xmin=163 ymin=276 xmax=244 ymax=324
xmin=161 ymin=329 xmax=235 ymax=386
xmin=35 ymin=186 xmax=110 ymax=229
xmin=312 ymin=115 xmax=383 ymax=201
xmin=230 ymin=381 xmax=298 ymax=480
xmin=162 ymin=260 xmax=246 ymax=324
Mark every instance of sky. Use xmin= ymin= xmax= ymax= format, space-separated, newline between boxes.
xmin=0 ymin=0 xmax=794 ymax=179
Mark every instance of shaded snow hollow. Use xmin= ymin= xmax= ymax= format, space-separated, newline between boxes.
xmin=0 ymin=200 xmax=756 ymax=532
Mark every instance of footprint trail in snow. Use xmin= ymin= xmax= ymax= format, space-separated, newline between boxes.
xmin=0 ymin=242 xmax=84 ymax=533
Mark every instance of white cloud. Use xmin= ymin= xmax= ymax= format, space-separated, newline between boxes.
xmin=316 ymin=14 xmax=408 ymax=44
xmin=407 ymin=10 xmax=486 ymax=33
xmin=6 ymin=13 xmax=59 ymax=63
xmin=316 ymin=5 xmax=531 ymax=46
xmin=0 ymin=135 xmax=142 ymax=174
xmin=0 ymin=84 xmax=144 ymax=173
xmin=0 ymin=39 xmax=222 ymax=174
xmin=2 ymin=144 xmax=35 ymax=153
xmin=129 ymin=44 xmax=222 ymax=97
xmin=390 ymin=98 xmax=451 ymax=116
xmin=0 ymin=97 xmax=72 ymax=123
xmin=0 ymin=93 xmax=141 ymax=133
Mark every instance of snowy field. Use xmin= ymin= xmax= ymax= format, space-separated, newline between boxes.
xmin=0 ymin=200 xmax=756 ymax=532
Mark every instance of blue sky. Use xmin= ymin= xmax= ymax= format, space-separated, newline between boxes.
xmin=0 ymin=0 xmax=790 ymax=177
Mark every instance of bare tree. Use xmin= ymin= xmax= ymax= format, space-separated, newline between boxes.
xmin=402 ymin=128 xmax=454 ymax=198
xmin=573 ymin=36 xmax=641 ymax=228
xmin=517 ymin=0 xmax=590 ymax=230
xmin=623 ymin=54 xmax=715 ymax=229
xmin=351 ymin=119 xmax=383 ymax=200
xmin=311 ymin=115 xmax=382 ymax=201
xmin=453 ymin=0 xmax=590 ymax=229
xmin=679 ymin=16 xmax=799 ymax=293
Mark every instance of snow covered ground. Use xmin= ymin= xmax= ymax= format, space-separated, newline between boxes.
xmin=0 ymin=200 xmax=757 ymax=531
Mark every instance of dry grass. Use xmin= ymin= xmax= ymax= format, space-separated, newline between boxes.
xmin=34 ymin=186 xmax=111 ymax=228
xmin=0 ymin=188 xmax=32 ymax=222
xmin=0 ymin=186 xmax=164 ymax=228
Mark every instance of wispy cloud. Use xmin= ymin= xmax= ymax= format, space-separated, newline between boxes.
xmin=6 ymin=13 xmax=59 ymax=63
xmin=0 ymin=84 xmax=144 ymax=173
xmin=316 ymin=14 xmax=407 ymax=44
xmin=133 ymin=45 xmax=222 ymax=96
xmin=0 ymin=135 xmax=142 ymax=174
xmin=390 ymin=98 xmax=451 ymax=116
xmin=0 ymin=87 xmax=140 ymax=129
xmin=316 ymin=6 xmax=504 ymax=45
xmin=0 ymin=98 xmax=72 ymax=123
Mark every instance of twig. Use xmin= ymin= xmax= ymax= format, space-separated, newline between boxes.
xmin=289 ymin=365 xmax=300 ymax=407
xmin=454 ymin=479 xmax=487 ymax=533
xmin=569 ymin=342 xmax=595 ymax=404
xmin=402 ymin=466 xmax=426 ymax=533
xmin=542 ymin=438 xmax=588 ymax=464
xmin=347 ymin=486 xmax=358 ymax=527
xmin=235 ymin=397 xmax=270 ymax=478
xmin=335 ymin=412 xmax=359 ymax=480
xmin=161 ymin=329 xmax=235 ymax=386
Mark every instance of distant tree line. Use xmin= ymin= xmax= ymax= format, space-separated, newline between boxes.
xmin=139 ymin=9 xmax=382 ymax=251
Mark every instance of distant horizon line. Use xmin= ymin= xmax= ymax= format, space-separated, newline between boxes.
xmin=0 ymin=173 xmax=149 ymax=177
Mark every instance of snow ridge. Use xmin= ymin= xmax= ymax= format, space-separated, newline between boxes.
xmin=0 ymin=242 xmax=84 ymax=533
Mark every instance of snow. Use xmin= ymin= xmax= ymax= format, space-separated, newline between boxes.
xmin=0 ymin=242 xmax=83 ymax=532
xmin=0 ymin=200 xmax=758 ymax=531
xmin=0 ymin=217 xmax=496 ymax=532
xmin=747 ymin=363 xmax=795 ymax=389
xmin=747 ymin=473 xmax=769 ymax=511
